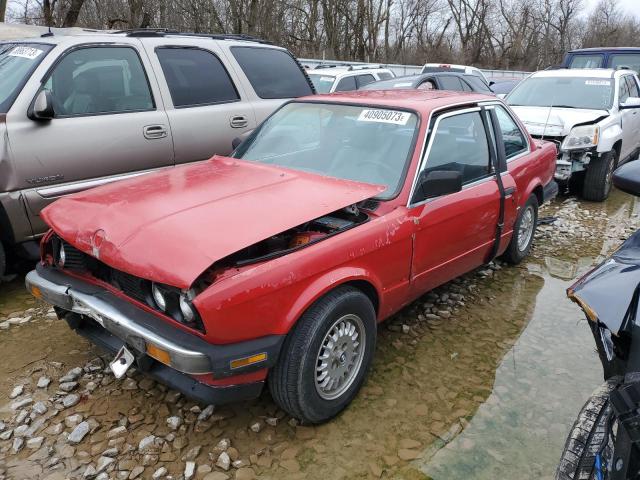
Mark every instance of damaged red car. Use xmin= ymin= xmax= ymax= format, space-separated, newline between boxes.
xmin=26 ymin=90 xmax=557 ymax=423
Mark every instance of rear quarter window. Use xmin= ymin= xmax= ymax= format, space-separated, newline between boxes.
xmin=569 ymin=54 xmax=604 ymax=69
xmin=231 ymin=47 xmax=313 ymax=99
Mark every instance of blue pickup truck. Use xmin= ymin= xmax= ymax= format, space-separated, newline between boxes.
xmin=562 ymin=47 xmax=640 ymax=71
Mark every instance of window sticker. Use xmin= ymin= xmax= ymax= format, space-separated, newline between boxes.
xmin=8 ymin=46 xmax=43 ymax=60
xmin=393 ymin=82 xmax=413 ymax=87
xmin=585 ymin=80 xmax=611 ymax=86
xmin=320 ymin=77 xmax=334 ymax=82
xmin=357 ymin=109 xmax=410 ymax=125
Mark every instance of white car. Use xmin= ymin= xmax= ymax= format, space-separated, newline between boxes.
xmin=307 ymin=66 xmax=395 ymax=93
xmin=507 ymin=68 xmax=640 ymax=201
xmin=421 ymin=63 xmax=490 ymax=86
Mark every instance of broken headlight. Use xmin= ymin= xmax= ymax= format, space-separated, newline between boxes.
xmin=179 ymin=290 xmax=196 ymax=323
xmin=151 ymin=283 xmax=167 ymax=311
xmin=148 ymin=283 xmax=203 ymax=330
xmin=562 ymin=125 xmax=599 ymax=150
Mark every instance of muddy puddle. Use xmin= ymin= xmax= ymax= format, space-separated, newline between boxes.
xmin=0 ymin=190 xmax=638 ymax=480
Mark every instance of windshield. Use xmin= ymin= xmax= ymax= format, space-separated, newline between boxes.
xmin=507 ymin=76 xmax=614 ymax=110
xmin=0 ymin=43 xmax=53 ymax=113
xmin=233 ymin=102 xmax=418 ymax=198
xmin=307 ymin=73 xmax=335 ymax=94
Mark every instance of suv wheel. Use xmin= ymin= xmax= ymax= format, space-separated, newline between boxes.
xmin=583 ymin=150 xmax=617 ymax=202
xmin=269 ymin=286 xmax=376 ymax=424
xmin=0 ymin=241 xmax=5 ymax=278
xmin=503 ymin=195 xmax=538 ymax=264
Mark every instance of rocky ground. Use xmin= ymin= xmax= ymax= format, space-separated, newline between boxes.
xmin=0 ymin=191 xmax=638 ymax=480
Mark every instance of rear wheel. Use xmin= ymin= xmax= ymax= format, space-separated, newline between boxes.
xmin=269 ymin=286 xmax=376 ymax=424
xmin=503 ymin=195 xmax=538 ymax=264
xmin=555 ymin=379 xmax=618 ymax=480
xmin=583 ymin=150 xmax=617 ymax=202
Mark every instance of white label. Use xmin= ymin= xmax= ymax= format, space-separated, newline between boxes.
xmin=585 ymin=80 xmax=611 ymax=86
xmin=320 ymin=76 xmax=334 ymax=82
xmin=357 ymin=109 xmax=410 ymax=125
xmin=8 ymin=46 xmax=43 ymax=60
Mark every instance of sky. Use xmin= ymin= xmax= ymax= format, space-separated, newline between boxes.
xmin=585 ymin=0 xmax=640 ymax=17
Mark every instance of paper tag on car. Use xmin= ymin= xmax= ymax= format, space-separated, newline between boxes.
xmin=320 ymin=76 xmax=333 ymax=82
xmin=393 ymin=82 xmax=413 ymax=87
xmin=585 ymin=80 xmax=611 ymax=86
xmin=358 ymin=109 xmax=410 ymax=125
xmin=8 ymin=46 xmax=43 ymax=60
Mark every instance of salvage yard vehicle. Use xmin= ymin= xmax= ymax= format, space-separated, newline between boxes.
xmin=26 ymin=90 xmax=557 ymax=423
xmin=0 ymin=30 xmax=314 ymax=277
xmin=562 ymin=47 xmax=640 ymax=72
xmin=307 ymin=65 xmax=394 ymax=93
xmin=421 ymin=63 xmax=491 ymax=86
xmin=558 ymin=161 xmax=640 ymax=480
xmin=360 ymin=72 xmax=494 ymax=94
xmin=508 ymin=68 xmax=640 ymax=202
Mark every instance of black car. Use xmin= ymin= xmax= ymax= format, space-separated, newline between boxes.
xmin=359 ymin=72 xmax=494 ymax=94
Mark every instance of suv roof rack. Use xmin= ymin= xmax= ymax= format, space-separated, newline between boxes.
xmin=114 ymin=28 xmax=271 ymax=44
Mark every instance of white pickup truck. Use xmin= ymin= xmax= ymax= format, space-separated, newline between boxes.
xmin=507 ymin=68 xmax=640 ymax=201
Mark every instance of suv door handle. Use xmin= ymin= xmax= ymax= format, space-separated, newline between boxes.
xmin=230 ymin=115 xmax=248 ymax=128
xmin=143 ymin=124 xmax=168 ymax=139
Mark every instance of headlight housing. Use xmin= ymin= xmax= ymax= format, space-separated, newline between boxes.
xmin=58 ymin=242 xmax=66 ymax=267
xmin=561 ymin=124 xmax=600 ymax=150
xmin=179 ymin=290 xmax=196 ymax=323
xmin=148 ymin=283 xmax=203 ymax=331
xmin=151 ymin=283 xmax=167 ymax=312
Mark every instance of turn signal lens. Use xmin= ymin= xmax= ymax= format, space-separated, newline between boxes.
xmin=230 ymin=353 xmax=267 ymax=370
xmin=147 ymin=344 xmax=171 ymax=365
xmin=30 ymin=286 xmax=42 ymax=299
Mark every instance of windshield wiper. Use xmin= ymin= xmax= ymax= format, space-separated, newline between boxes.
xmin=549 ymin=105 xmax=577 ymax=109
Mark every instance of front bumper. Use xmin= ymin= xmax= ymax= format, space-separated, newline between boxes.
xmin=26 ymin=264 xmax=285 ymax=403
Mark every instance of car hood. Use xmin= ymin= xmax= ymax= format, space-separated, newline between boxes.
xmin=510 ymin=105 xmax=608 ymax=137
xmin=42 ymin=156 xmax=384 ymax=289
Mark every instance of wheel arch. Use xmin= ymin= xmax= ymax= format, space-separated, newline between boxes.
xmin=612 ymin=139 xmax=622 ymax=166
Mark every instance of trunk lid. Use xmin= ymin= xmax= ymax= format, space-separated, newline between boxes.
xmin=42 ymin=156 xmax=384 ymax=288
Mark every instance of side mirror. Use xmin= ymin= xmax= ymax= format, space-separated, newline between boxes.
xmin=415 ymin=170 xmax=462 ymax=201
xmin=30 ymin=90 xmax=54 ymax=120
xmin=620 ymin=97 xmax=640 ymax=110
xmin=613 ymin=161 xmax=640 ymax=197
xmin=489 ymin=81 xmax=495 ymax=87
xmin=231 ymin=137 xmax=243 ymax=150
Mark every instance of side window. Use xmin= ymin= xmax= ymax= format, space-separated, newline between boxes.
xmin=231 ymin=47 xmax=313 ymax=99
xmin=156 ymin=48 xmax=239 ymax=107
xmin=494 ymin=106 xmax=528 ymax=159
xmin=625 ymin=76 xmax=640 ymax=98
xmin=569 ymin=54 xmax=604 ymax=69
xmin=619 ymin=76 xmax=631 ymax=104
xmin=459 ymin=79 xmax=473 ymax=92
xmin=423 ymin=111 xmax=491 ymax=187
xmin=439 ymin=76 xmax=464 ymax=91
xmin=335 ymin=76 xmax=357 ymax=92
xmin=43 ymin=46 xmax=153 ymax=116
xmin=378 ymin=71 xmax=393 ymax=80
xmin=355 ymin=74 xmax=376 ymax=88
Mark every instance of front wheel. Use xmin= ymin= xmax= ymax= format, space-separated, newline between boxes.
xmin=503 ymin=195 xmax=538 ymax=264
xmin=269 ymin=286 xmax=377 ymax=424
xmin=583 ymin=150 xmax=617 ymax=202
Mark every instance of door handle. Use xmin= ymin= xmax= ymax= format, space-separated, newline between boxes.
xmin=143 ymin=124 xmax=168 ymax=139
xmin=504 ymin=186 xmax=516 ymax=197
xmin=230 ymin=115 xmax=248 ymax=128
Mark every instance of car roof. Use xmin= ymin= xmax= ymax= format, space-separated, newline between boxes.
xmin=568 ymin=47 xmax=640 ymax=53
xmin=531 ymin=68 xmax=620 ymax=78
xmin=362 ymin=72 xmax=482 ymax=90
xmin=298 ymin=89 xmax=494 ymax=116
xmin=422 ymin=63 xmax=480 ymax=71
xmin=307 ymin=67 xmax=391 ymax=77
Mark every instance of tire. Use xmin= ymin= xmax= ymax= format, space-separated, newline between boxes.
xmin=269 ymin=286 xmax=377 ymax=424
xmin=0 ymin=241 xmax=5 ymax=278
xmin=583 ymin=150 xmax=617 ymax=202
xmin=555 ymin=379 xmax=618 ymax=480
xmin=503 ymin=194 xmax=538 ymax=264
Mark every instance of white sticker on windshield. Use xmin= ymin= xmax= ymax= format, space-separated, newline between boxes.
xmin=320 ymin=76 xmax=334 ymax=82
xmin=357 ymin=109 xmax=410 ymax=125
xmin=8 ymin=46 xmax=43 ymax=60
xmin=585 ymin=80 xmax=611 ymax=86
xmin=393 ymin=82 xmax=413 ymax=87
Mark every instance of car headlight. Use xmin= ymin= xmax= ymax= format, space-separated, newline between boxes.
xmin=561 ymin=125 xmax=600 ymax=150
xmin=179 ymin=291 xmax=196 ymax=323
xmin=151 ymin=283 xmax=167 ymax=311
xmin=58 ymin=243 xmax=66 ymax=267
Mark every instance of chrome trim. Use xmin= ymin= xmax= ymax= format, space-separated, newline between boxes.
xmin=36 ymin=170 xmax=156 ymax=199
xmin=25 ymin=269 xmax=212 ymax=374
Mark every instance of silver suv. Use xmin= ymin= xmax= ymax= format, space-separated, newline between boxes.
xmin=0 ymin=30 xmax=314 ymax=276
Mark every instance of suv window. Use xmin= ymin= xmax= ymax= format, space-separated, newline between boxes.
xmin=625 ymin=76 xmax=640 ymax=98
xmin=231 ymin=47 xmax=313 ymax=99
xmin=465 ymin=75 xmax=492 ymax=93
xmin=619 ymin=76 xmax=631 ymax=104
xmin=569 ymin=54 xmax=604 ymax=68
xmin=610 ymin=54 xmax=640 ymax=73
xmin=378 ymin=71 xmax=393 ymax=80
xmin=44 ymin=46 xmax=153 ymax=116
xmin=439 ymin=76 xmax=464 ymax=91
xmin=355 ymin=74 xmax=376 ymax=88
xmin=494 ymin=106 xmax=528 ymax=159
xmin=424 ymin=111 xmax=491 ymax=186
xmin=156 ymin=48 xmax=239 ymax=107
xmin=335 ymin=76 xmax=357 ymax=92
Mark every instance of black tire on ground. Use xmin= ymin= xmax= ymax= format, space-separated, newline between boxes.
xmin=269 ymin=286 xmax=377 ymax=424
xmin=583 ymin=150 xmax=617 ymax=202
xmin=0 ymin=241 xmax=5 ymax=278
xmin=502 ymin=195 xmax=538 ymax=264
xmin=555 ymin=379 xmax=618 ymax=480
